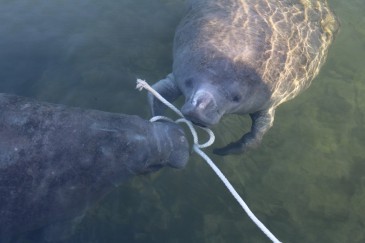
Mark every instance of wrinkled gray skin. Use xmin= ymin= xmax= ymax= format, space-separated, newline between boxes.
xmin=0 ymin=93 xmax=189 ymax=242
xmin=149 ymin=0 xmax=338 ymax=155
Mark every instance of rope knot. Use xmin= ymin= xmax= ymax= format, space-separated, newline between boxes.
xmin=137 ymin=79 xmax=215 ymax=149
xmin=136 ymin=78 xmax=281 ymax=243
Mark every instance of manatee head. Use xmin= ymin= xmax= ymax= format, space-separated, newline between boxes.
xmin=178 ymin=62 xmax=270 ymax=127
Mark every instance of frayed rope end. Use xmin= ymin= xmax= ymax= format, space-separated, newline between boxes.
xmin=136 ymin=79 xmax=148 ymax=91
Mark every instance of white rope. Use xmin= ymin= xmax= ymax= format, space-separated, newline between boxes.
xmin=136 ymin=79 xmax=282 ymax=243
xmin=136 ymin=80 xmax=183 ymax=117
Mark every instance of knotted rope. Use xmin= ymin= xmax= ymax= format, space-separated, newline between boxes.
xmin=136 ymin=79 xmax=282 ymax=243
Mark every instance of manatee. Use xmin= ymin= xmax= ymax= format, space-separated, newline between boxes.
xmin=149 ymin=0 xmax=339 ymax=155
xmin=0 ymin=93 xmax=189 ymax=242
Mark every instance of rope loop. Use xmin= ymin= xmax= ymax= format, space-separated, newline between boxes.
xmin=136 ymin=79 xmax=282 ymax=243
xmin=137 ymin=79 xmax=215 ymax=149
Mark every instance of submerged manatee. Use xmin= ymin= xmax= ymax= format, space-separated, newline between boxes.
xmin=149 ymin=0 xmax=338 ymax=155
xmin=0 ymin=94 xmax=189 ymax=242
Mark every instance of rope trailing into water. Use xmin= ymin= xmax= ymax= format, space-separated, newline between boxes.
xmin=136 ymin=79 xmax=282 ymax=243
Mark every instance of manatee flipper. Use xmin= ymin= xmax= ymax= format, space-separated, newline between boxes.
xmin=148 ymin=73 xmax=182 ymax=116
xmin=213 ymin=109 xmax=275 ymax=155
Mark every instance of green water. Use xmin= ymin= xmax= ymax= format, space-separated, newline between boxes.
xmin=0 ymin=0 xmax=364 ymax=242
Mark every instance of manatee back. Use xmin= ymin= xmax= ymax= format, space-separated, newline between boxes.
xmin=174 ymin=0 xmax=338 ymax=108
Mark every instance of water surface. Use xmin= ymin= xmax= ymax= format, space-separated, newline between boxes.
xmin=0 ymin=0 xmax=364 ymax=242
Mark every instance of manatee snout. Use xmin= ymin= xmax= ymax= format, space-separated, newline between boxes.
xmin=181 ymin=90 xmax=221 ymax=127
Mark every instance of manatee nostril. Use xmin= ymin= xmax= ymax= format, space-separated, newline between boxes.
xmin=181 ymin=91 xmax=219 ymax=127
xmin=194 ymin=97 xmax=208 ymax=109
xmin=191 ymin=91 xmax=215 ymax=110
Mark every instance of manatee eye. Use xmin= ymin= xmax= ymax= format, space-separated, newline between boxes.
xmin=184 ymin=78 xmax=193 ymax=88
xmin=232 ymin=94 xmax=241 ymax=102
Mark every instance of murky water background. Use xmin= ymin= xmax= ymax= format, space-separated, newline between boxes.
xmin=0 ymin=0 xmax=364 ymax=242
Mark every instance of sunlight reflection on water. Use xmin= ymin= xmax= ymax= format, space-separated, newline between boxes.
xmin=0 ymin=0 xmax=364 ymax=242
